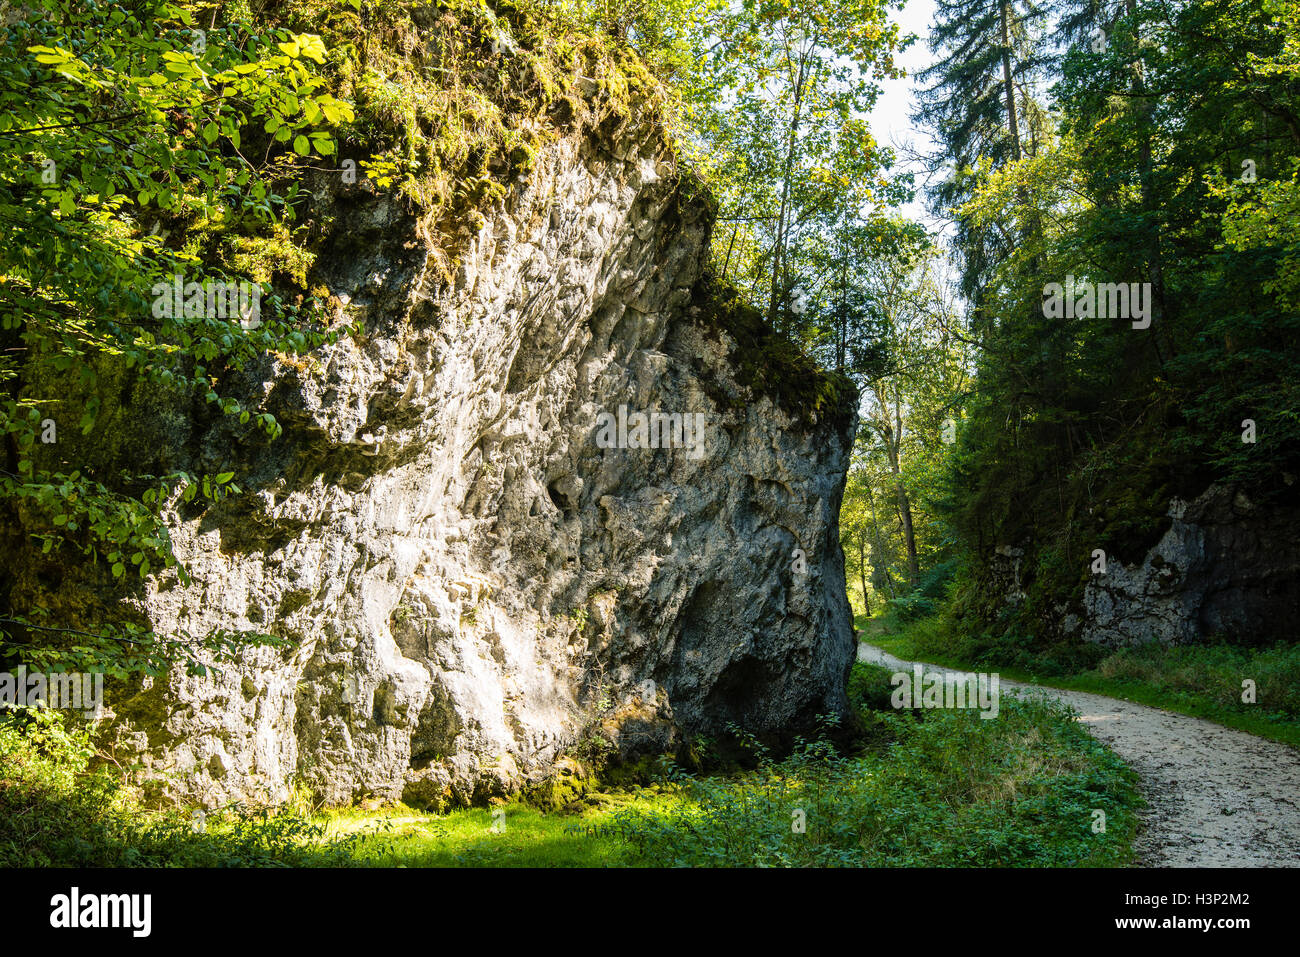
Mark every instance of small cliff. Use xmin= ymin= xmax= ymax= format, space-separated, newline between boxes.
xmin=987 ymin=482 xmax=1300 ymax=648
xmin=1069 ymin=483 xmax=1300 ymax=646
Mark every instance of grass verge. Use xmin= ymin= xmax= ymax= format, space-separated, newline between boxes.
xmin=2 ymin=664 xmax=1141 ymax=867
xmin=858 ymin=612 xmax=1300 ymax=749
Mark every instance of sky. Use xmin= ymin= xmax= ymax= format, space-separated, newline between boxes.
xmin=867 ymin=0 xmax=945 ymax=230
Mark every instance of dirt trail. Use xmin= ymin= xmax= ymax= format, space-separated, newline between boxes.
xmin=857 ymin=642 xmax=1300 ymax=866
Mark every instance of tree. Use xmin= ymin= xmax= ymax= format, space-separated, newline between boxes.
xmin=935 ymin=0 xmax=1300 ymax=636
xmin=839 ymin=474 xmax=874 ymax=616
xmin=841 ymin=239 xmax=972 ymax=600
xmin=913 ymin=0 xmax=1049 ymax=301
xmin=0 ymin=0 xmax=354 ymax=675
xmin=696 ymin=0 xmax=908 ymax=329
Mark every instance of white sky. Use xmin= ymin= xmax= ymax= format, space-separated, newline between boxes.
xmin=867 ymin=0 xmax=945 ymax=229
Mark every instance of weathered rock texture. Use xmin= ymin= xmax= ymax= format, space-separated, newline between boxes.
xmin=8 ymin=103 xmax=856 ymax=808
xmin=1066 ymin=484 xmax=1300 ymax=646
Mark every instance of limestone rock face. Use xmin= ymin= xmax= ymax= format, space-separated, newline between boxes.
xmin=1071 ymin=484 xmax=1300 ymax=646
xmin=13 ymin=116 xmax=856 ymax=808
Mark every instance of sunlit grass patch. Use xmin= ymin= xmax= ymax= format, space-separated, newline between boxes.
xmin=2 ymin=672 xmax=1141 ymax=868
xmin=313 ymin=791 xmax=687 ymax=868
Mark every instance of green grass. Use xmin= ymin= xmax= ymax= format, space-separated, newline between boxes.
xmin=313 ymin=669 xmax=1141 ymax=868
xmin=2 ymin=667 xmax=1142 ymax=868
xmin=314 ymin=792 xmax=682 ymax=868
xmin=604 ymin=687 xmax=1140 ymax=867
xmin=857 ymin=612 xmax=1300 ymax=750
xmin=0 ymin=707 xmax=362 ymax=867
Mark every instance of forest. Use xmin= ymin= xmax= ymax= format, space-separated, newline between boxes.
xmin=1 ymin=0 xmax=1298 ymax=875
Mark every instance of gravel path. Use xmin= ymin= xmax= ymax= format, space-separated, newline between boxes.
xmin=857 ymin=642 xmax=1300 ymax=867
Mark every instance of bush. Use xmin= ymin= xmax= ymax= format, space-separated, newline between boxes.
xmin=610 ymin=697 xmax=1139 ymax=867
xmin=846 ymin=662 xmax=899 ymax=713
xmin=885 ymin=560 xmax=961 ymax=622
xmin=0 ymin=707 xmax=363 ymax=867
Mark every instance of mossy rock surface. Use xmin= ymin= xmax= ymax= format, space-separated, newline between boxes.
xmin=523 ymin=757 xmax=591 ymax=812
xmin=692 ymin=272 xmax=858 ymax=430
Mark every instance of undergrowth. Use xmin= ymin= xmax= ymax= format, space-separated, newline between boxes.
xmin=606 ymin=664 xmax=1140 ymax=867
xmin=0 ymin=707 xmax=362 ymax=866
xmin=861 ymin=606 xmax=1300 ymax=747
xmin=2 ymin=664 xmax=1141 ymax=868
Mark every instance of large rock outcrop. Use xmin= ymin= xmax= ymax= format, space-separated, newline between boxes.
xmin=8 ymin=87 xmax=856 ymax=808
xmin=1067 ymin=484 xmax=1300 ymax=646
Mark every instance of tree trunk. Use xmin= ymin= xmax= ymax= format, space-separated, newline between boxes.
xmin=836 ymin=271 xmax=847 ymax=370
xmin=768 ymin=50 xmax=808 ymax=327
xmin=721 ymin=224 xmax=738 ymax=281
xmin=1000 ymin=1 xmax=1022 ymax=162
xmin=876 ymin=384 xmax=921 ymax=586
xmin=864 ymin=480 xmax=896 ymax=599
xmin=1125 ymin=0 xmax=1169 ymax=361
xmin=893 ymin=467 xmax=920 ymax=587
xmin=857 ymin=535 xmax=870 ymax=617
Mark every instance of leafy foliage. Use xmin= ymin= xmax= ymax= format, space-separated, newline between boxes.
xmin=0 ymin=706 xmax=364 ymax=866
xmin=1 ymin=0 xmax=357 ymax=672
xmin=609 ymin=672 xmax=1139 ymax=866
xmin=917 ymin=0 xmax=1300 ymax=641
